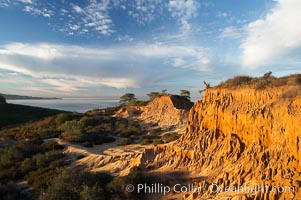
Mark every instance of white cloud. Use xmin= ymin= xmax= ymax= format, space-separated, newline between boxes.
xmin=173 ymin=58 xmax=186 ymax=67
xmin=0 ymin=43 xmax=62 ymax=60
xmin=1 ymin=0 xmax=201 ymax=37
xmin=134 ymin=44 xmax=210 ymax=71
xmin=19 ymin=0 xmax=33 ymax=4
xmin=116 ymin=34 xmax=134 ymax=42
xmin=217 ymin=11 xmax=230 ymax=18
xmin=1 ymin=1 xmax=113 ymax=36
xmin=168 ymin=0 xmax=199 ymax=33
xmin=72 ymin=5 xmax=83 ymax=13
xmin=125 ymin=0 xmax=164 ymax=24
xmin=241 ymin=0 xmax=301 ymax=68
xmin=69 ymin=24 xmax=80 ymax=31
xmin=24 ymin=5 xmax=53 ymax=17
xmin=68 ymin=2 xmax=114 ymax=36
xmin=0 ymin=42 xmax=211 ymax=92
xmin=219 ymin=27 xmax=242 ymax=39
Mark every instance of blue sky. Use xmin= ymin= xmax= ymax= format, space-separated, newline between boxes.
xmin=0 ymin=0 xmax=300 ymax=100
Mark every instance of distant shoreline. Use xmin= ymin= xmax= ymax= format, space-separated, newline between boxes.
xmin=6 ymin=97 xmax=61 ymax=100
xmin=0 ymin=93 xmax=61 ymax=100
xmin=6 ymin=98 xmax=119 ymax=113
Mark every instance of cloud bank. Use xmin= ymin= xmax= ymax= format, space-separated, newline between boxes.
xmin=242 ymin=0 xmax=301 ymax=68
xmin=0 ymin=42 xmax=210 ymax=93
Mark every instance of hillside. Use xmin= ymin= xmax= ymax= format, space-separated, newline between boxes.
xmin=0 ymin=93 xmax=60 ymax=100
xmin=138 ymin=77 xmax=301 ymax=199
xmin=0 ymin=103 xmax=66 ymax=128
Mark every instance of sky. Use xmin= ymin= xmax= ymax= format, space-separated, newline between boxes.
xmin=0 ymin=0 xmax=301 ymax=100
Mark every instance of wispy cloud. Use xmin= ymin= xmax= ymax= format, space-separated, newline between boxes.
xmin=116 ymin=34 xmax=134 ymax=42
xmin=241 ymin=0 xmax=301 ymax=68
xmin=1 ymin=0 xmax=201 ymax=37
xmin=23 ymin=5 xmax=53 ymax=18
xmin=70 ymin=1 xmax=113 ymax=36
xmin=216 ymin=11 xmax=231 ymax=18
xmin=219 ymin=26 xmax=242 ymax=39
xmin=168 ymin=0 xmax=199 ymax=33
xmin=19 ymin=0 xmax=33 ymax=4
xmin=0 ymin=0 xmax=30 ymax=7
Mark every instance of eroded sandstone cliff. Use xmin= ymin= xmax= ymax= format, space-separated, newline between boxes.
xmin=141 ymin=86 xmax=301 ymax=200
xmin=73 ymin=95 xmax=193 ymax=177
xmin=139 ymin=95 xmax=193 ymax=127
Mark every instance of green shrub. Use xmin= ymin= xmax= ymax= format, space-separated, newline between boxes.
xmin=141 ymin=133 xmax=160 ymax=140
xmin=82 ymin=141 xmax=93 ymax=147
xmin=26 ymin=167 xmax=62 ymax=189
xmin=117 ymin=138 xmax=132 ymax=146
xmin=216 ymin=74 xmax=301 ymax=89
xmin=127 ymin=100 xmax=147 ymax=106
xmin=94 ymin=135 xmax=115 ymax=145
xmin=218 ymin=76 xmax=253 ymax=88
xmin=254 ymin=78 xmax=270 ymax=90
xmin=55 ymin=113 xmax=75 ymax=125
xmin=80 ymin=116 xmax=103 ymax=127
xmin=162 ymin=133 xmax=180 ymax=143
xmin=140 ymin=139 xmax=153 ymax=145
xmin=44 ymin=170 xmax=113 ymax=200
xmin=153 ymin=139 xmax=164 ymax=145
xmin=107 ymin=167 xmax=151 ymax=199
xmin=59 ymin=120 xmax=84 ymax=142
xmin=42 ymin=141 xmax=64 ymax=151
xmin=0 ymin=183 xmax=32 ymax=200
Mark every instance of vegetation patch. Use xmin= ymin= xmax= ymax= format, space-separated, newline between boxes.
xmin=0 ymin=103 xmax=67 ymax=128
xmin=215 ymin=73 xmax=301 ymax=89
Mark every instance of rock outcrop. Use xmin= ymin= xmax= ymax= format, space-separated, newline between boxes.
xmin=139 ymin=95 xmax=193 ymax=128
xmin=115 ymin=95 xmax=193 ymax=128
xmin=141 ymin=86 xmax=301 ymax=199
xmin=72 ymin=95 xmax=193 ymax=177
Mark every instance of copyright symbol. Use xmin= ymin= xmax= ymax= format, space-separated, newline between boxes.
xmin=126 ymin=184 xmax=135 ymax=192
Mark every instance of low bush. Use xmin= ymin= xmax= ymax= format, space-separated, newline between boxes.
xmin=281 ymin=86 xmax=301 ymax=100
xmin=0 ymin=183 xmax=32 ymax=200
xmin=217 ymin=76 xmax=253 ymax=88
xmin=161 ymin=133 xmax=180 ymax=143
xmin=107 ymin=167 xmax=152 ymax=199
xmin=140 ymin=139 xmax=153 ymax=145
xmin=117 ymin=138 xmax=132 ymax=146
xmin=44 ymin=169 xmax=113 ymax=200
xmin=153 ymin=139 xmax=164 ymax=145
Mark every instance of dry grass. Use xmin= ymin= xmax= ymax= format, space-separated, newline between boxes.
xmin=216 ymin=74 xmax=301 ymax=90
xmin=281 ymin=86 xmax=301 ymax=100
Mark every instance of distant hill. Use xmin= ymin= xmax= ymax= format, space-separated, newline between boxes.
xmin=0 ymin=103 xmax=67 ymax=128
xmin=0 ymin=93 xmax=60 ymax=100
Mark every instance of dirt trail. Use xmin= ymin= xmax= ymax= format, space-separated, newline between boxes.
xmin=45 ymin=124 xmax=185 ymax=176
xmin=46 ymin=138 xmax=152 ymax=175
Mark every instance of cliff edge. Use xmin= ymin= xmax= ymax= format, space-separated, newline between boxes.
xmin=141 ymin=80 xmax=301 ymax=199
xmin=139 ymin=95 xmax=193 ymax=128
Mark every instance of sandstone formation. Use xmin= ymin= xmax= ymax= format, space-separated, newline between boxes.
xmin=141 ymin=86 xmax=301 ymax=199
xmin=115 ymin=95 xmax=193 ymax=128
xmin=139 ymin=95 xmax=193 ymax=128
xmin=72 ymin=95 xmax=193 ymax=177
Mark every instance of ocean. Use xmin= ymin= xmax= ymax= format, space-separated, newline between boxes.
xmin=7 ymin=98 xmax=120 ymax=113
